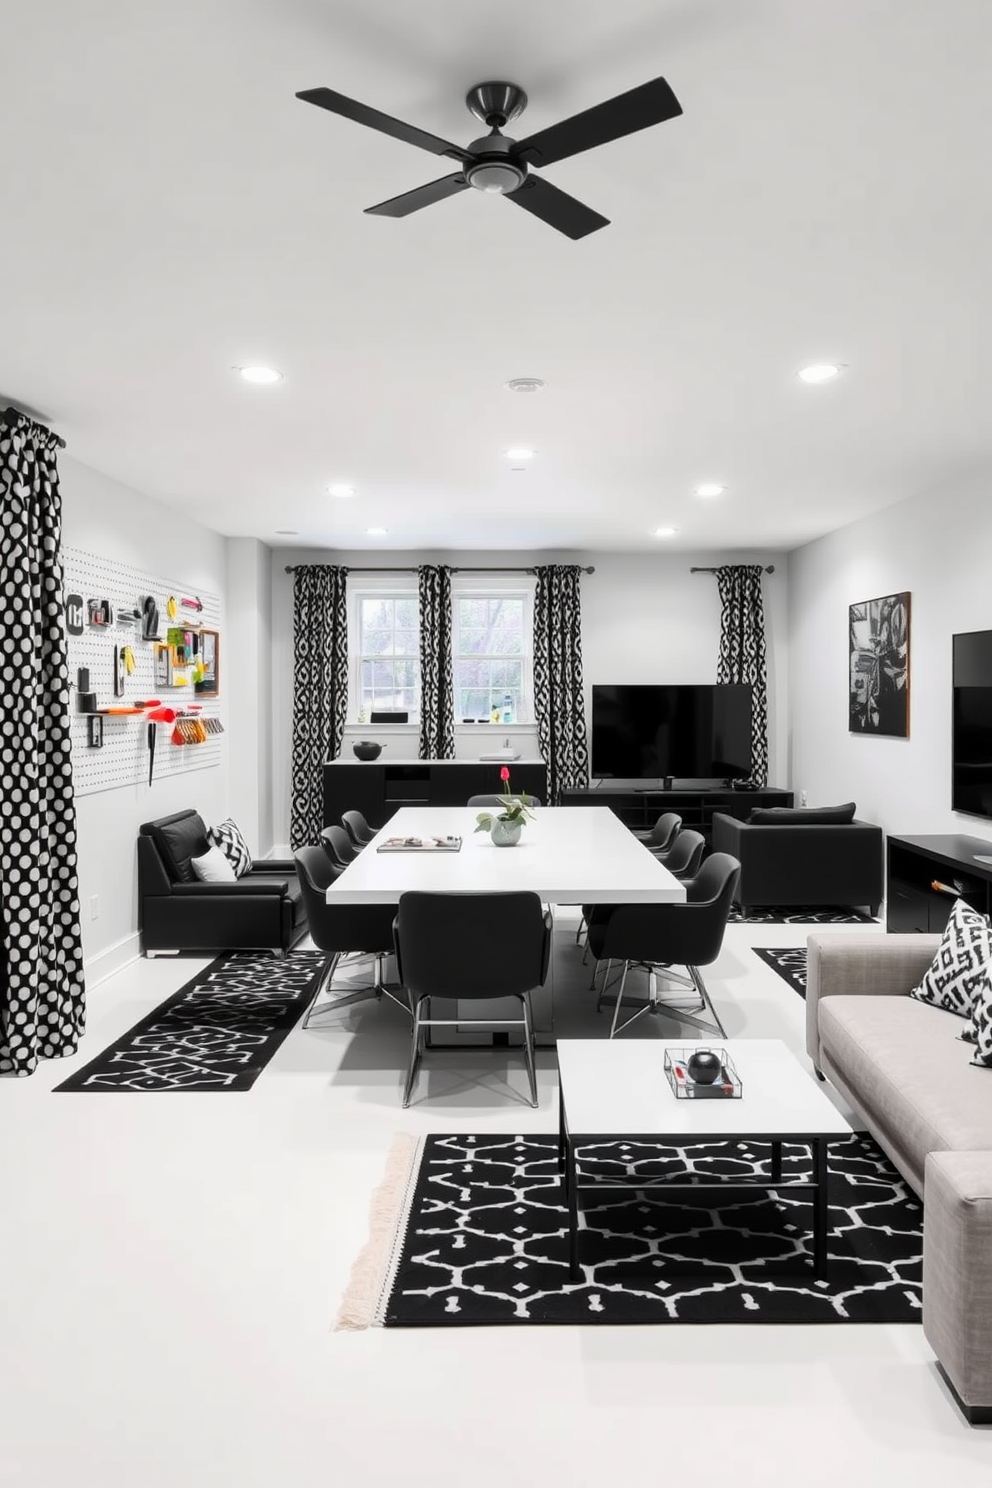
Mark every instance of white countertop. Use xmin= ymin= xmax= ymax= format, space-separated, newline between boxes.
xmin=557 ymin=1039 xmax=854 ymax=1138
xmin=325 ymin=805 xmax=685 ymax=906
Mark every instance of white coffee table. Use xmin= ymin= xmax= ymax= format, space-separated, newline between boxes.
xmin=556 ymin=1038 xmax=853 ymax=1281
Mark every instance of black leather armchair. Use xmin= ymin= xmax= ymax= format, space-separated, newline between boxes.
xmin=138 ymin=809 xmax=306 ymax=956
xmin=710 ymin=810 xmax=883 ymax=915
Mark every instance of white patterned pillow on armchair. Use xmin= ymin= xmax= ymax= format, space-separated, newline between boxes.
xmin=910 ymin=897 xmax=991 ymax=1018
xmin=207 ymin=818 xmax=253 ymax=878
xmin=967 ymin=961 xmax=992 ymax=1067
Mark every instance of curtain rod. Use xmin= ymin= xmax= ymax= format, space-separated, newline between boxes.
xmin=691 ymin=564 xmax=776 ymax=575
xmin=1 ymin=405 xmax=67 ymax=450
xmin=284 ymin=564 xmax=596 ymax=575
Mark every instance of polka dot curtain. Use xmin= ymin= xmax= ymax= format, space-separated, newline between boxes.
xmin=0 ymin=412 xmax=85 ymax=1076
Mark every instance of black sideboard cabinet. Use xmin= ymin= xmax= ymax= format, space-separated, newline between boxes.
xmin=886 ymin=833 xmax=992 ymax=933
xmin=323 ymin=759 xmax=548 ymax=828
xmin=559 ymin=784 xmax=794 ymax=842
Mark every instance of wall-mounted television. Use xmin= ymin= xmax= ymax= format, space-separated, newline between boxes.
xmin=952 ymin=630 xmax=992 ymax=820
xmin=591 ymin=684 xmax=753 ymax=784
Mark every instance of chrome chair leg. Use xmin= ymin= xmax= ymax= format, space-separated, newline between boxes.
xmin=521 ymin=992 xmax=538 ymax=1108
xmin=403 ymin=1000 xmax=424 ymax=1107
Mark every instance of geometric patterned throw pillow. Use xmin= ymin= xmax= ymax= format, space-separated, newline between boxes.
xmin=910 ymin=897 xmax=991 ymax=1018
xmin=207 ymin=818 xmax=253 ymax=878
xmin=968 ymin=959 xmax=992 ymax=1067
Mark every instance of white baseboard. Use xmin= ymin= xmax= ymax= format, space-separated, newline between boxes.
xmin=85 ymin=931 xmax=141 ymax=989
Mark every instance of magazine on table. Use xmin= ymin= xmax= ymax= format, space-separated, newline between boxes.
xmin=377 ymin=834 xmax=463 ymax=853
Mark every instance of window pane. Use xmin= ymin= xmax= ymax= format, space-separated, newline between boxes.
xmin=458 ymin=598 xmax=487 ymax=628
xmin=459 ymin=628 xmax=489 ymax=656
xmin=489 ymin=598 xmax=523 ymax=630
xmin=361 ymin=628 xmax=394 ymax=656
xmin=463 ymin=689 xmax=490 ymax=718
xmin=361 ymin=598 xmax=392 ymax=631
xmin=491 ymin=661 xmax=523 ymax=691
xmin=394 ymin=629 xmax=419 ymax=656
xmin=489 ymin=630 xmax=523 ymax=655
xmin=455 ymin=659 xmax=490 ymax=690
xmin=394 ymin=598 xmax=417 ymax=628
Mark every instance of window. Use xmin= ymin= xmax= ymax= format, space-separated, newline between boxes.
xmin=355 ymin=594 xmax=419 ymax=716
xmin=452 ymin=592 xmax=531 ymax=722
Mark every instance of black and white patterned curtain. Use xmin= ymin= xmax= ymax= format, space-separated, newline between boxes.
xmin=290 ymin=565 xmax=349 ymax=849
xmin=533 ymin=565 xmax=590 ymax=804
xmin=715 ymin=564 xmax=769 ymax=786
xmin=0 ymin=411 xmax=86 ymax=1077
xmin=418 ymin=564 xmax=455 ymax=760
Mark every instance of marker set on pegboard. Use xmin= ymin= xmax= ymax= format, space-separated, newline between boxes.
xmin=63 ymin=548 xmax=224 ymax=797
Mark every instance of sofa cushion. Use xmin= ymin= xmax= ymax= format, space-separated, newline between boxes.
xmin=149 ymin=811 xmax=210 ymax=884
xmin=208 ymin=818 xmax=253 ymax=878
xmin=191 ymin=845 xmax=237 ymax=883
xmin=968 ymin=959 xmax=992 ymax=1068
xmin=819 ymin=995 xmax=992 ymax=1165
xmin=911 ymin=897 xmax=991 ymax=1019
xmin=247 ymin=871 xmax=305 ymax=926
xmin=748 ymin=802 xmax=857 ymax=825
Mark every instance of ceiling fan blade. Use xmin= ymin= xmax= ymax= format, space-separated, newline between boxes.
xmin=296 ymin=87 xmax=473 ymax=163
xmin=513 ymin=77 xmax=682 ymax=168
xmin=365 ymin=173 xmax=469 ymax=218
xmin=506 ymin=176 xmax=609 ymax=239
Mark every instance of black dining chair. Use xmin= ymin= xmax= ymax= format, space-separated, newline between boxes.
xmin=632 ymin=811 xmax=682 ymax=848
xmin=294 ymin=846 xmax=409 ymax=1023
xmin=649 ymin=829 xmax=705 ymax=878
xmin=320 ymin=823 xmax=359 ymax=869
xmin=587 ymin=853 xmax=741 ymax=1038
xmin=392 ymin=891 xmax=552 ymax=1108
xmin=341 ymin=809 xmax=379 ymax=849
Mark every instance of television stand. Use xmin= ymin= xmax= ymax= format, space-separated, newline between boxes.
xmin=561 ymin=783 xmax=794 ymax=843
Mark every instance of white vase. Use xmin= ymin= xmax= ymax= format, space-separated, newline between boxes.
xmin=490 ymin=819 xmax=522 ymax=847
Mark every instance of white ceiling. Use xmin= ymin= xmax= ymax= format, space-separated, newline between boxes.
xmin=3 ymin=0 xmax=992 ymax=552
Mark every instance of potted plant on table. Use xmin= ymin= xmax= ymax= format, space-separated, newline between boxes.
xmin=474 ymin=766 xmax=535 ymax=847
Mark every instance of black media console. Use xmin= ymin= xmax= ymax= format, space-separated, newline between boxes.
xmin=886 ymin=833 xmax=992 ymax=933
xmin=559 ymin=783 xmax=793 ymax=843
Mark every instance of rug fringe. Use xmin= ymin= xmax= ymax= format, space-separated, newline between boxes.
xmin=335 ymin=1132 xmax=422 ymax=1331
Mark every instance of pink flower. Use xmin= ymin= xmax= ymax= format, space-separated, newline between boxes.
xmin=500 ymin=766 xmax=510 ymax=782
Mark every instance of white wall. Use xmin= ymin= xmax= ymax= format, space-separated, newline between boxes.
xmin=226 ymin=537 xmax=273 ymax=854
xmin=60 ymin=455 xmax=229 ymax=980
xmin=789 ymin=467 xmax=992 ymax=844
xmin=269 ymin=545 xmax=788 ymax=844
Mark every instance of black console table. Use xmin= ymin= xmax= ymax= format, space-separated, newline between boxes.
xmin=886 ymin=833 xmax=992 ymax=933
xmin=323 ymin=758 xmax=548 ymax=828
xmin=559 ymin=784 xmax=794 ymax=843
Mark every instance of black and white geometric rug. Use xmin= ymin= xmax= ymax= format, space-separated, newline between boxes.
xmin=728 ymin=906 xmax=876 ymax=924
xmin=54 ymin=950 xmax=322 ymax=1092
xmin=369 ymin=1132 xmax=922 ymax=1327
xmin=753 ymin=946 xmax=808 ymax=998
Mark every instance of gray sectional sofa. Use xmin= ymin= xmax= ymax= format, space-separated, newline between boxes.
xmin=806 ymin=933 xmax=992 ymax=1424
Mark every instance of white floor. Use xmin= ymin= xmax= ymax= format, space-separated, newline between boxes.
xmin=2 ymin=911 xmax=990 ymax=1486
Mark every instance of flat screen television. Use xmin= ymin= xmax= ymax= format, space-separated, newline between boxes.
xmin=591 ymin=684 xmax=753 ymax=784
xmin=952 ymin=630 xmax=992 ymax=819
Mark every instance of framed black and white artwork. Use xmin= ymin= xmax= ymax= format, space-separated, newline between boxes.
xmin=849 ymin=591 xmax=910 ymax=736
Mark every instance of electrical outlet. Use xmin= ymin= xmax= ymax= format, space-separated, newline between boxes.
xmin=90 ymin=895 xmax=99 ymax=921
xmin=800 ymin=791 xmax=809 ymax=808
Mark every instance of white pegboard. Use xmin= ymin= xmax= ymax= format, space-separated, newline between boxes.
xmin=63 ymin=547 xmax=224 ymax=796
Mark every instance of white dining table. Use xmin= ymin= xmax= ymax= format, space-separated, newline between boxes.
xmin=325 ymin=805 xmax=686 ymax=906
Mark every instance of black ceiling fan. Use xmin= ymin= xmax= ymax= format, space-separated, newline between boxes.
xmin=296 ymin=77 xmax=682 ymax=239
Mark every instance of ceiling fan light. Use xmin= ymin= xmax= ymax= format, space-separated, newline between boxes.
xmin=465 ymin=159 xmax=526 ymax=195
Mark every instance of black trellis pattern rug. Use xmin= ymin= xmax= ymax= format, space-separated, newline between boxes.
xmin=378 ymin=1132 xmax=922 ymax=1326
xmin=728 ymin=906 xmax=876 ymax=924
xmin=53 ymin=950 xmax=322 ymax=1092
xmin=753 ymin=946 xmax=808 ymax=998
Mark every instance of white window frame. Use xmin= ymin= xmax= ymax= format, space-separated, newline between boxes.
xmin=348 ymin=575 xmax=420 ymax=723
xmin=450 ymin=576 xmax=535 ymax=726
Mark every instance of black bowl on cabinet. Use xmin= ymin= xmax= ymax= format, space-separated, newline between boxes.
xmin=353 ymin=741 xmax=383 ymax=761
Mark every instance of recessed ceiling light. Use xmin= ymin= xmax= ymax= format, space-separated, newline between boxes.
xmin=366 ymin=527 xmax=388 ymax=536
xmin=797 ymin=362 xmax=844 ymax=384
xmin=504 ymin=446 xmax=535 ymax=460
xmin=652 ymin=526 xmax=678 ymax=539
xmin=504 ymin=377 xmax=546 ymax=394
xmin=327 ymin=483 xmax=356 ymax=498
xmin=694 ymin=483 xmax=726 ymax=498
xmin=237 ymin=365 xmax=284 ymax=385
